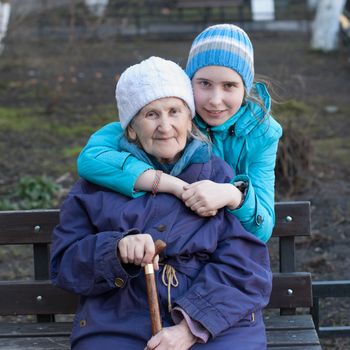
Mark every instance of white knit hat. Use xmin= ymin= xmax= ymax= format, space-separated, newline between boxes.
xmin=116 ymin=56 xmax=196 ymax=129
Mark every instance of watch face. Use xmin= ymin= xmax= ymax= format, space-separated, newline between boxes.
xmin=234 ymin=181 xmax=248 ymax=193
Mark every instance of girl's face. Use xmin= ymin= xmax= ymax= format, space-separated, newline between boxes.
xmin=127 ymin=97 xmax=192 ymax=164
xmin=192 ymin=66 xmax=245 ymax=127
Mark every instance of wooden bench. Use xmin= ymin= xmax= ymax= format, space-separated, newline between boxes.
xmin=265 ymin=201 xmax=321 ymax=349
xmin=0 ymin=201 xmax=321 ymax=349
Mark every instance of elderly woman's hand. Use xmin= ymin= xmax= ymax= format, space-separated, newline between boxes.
xmin=182 ymin=180 xmax=243 ymax=216
xmin=144 ymin=320 xmax=197 ymax=350
xmin=117 ymin=234 xmax=159 ymax=270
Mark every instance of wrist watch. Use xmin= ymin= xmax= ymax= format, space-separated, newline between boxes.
xmin=233 ymin=181 xmax=248 ymax=209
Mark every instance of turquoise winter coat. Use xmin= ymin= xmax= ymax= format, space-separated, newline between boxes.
xmin=77 ymin=83 xmax=282 ymax=242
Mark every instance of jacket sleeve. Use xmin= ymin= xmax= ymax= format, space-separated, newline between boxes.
xmin=228 ymin=123 xmax=282 ymax=242
xmin=173 ymin=215 xmax=272 ymax=338
xmin=77 ymin=122 xmax=153 ymax=198
xmin=50 ymin=183 xmax=141 ymax=296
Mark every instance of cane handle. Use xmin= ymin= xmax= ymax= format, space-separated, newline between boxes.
xmin=153 ymin=239 xmax=166 ymax=260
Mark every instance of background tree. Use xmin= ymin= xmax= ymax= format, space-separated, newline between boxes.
xmin=311 ymin=0 xmax=346 ymax=51
xmin=0 ymin=0 xmax=11 ymax=54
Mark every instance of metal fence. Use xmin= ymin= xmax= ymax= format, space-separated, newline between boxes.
xmin=5 ymin=0 xmax=314 ymax=42
xmin=312 ymin=281 xmax=350 ymax=338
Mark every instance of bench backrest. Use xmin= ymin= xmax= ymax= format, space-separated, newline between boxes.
xmin=0 ymin=209 xmax=76 ymax=319
xmin=0 ymin=201 xmax=312 ymax=318
xmin=267 ymin=201 xmax=312 ymax=314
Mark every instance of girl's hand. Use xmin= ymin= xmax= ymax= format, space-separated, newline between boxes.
xmin=163 ymin=174 xmax=189 ymax=200
xmin=135 ymin=170 xmax=188 ymax=199
xmin=145 ymin=320 xmax=197 ymax=350
xmin=117 ymin=234 xmax=159 ymax=270
xmin=182 ymin=180 xmax=243 ymax=216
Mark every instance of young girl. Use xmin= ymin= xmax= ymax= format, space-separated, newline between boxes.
xmin=77 ymin=24 xmax=282 ymax=243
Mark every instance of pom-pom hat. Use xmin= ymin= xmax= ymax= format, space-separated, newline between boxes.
xmin=116 ymin=56 xmax=196 ymax=129
xmin=186 ymin=24 xmax=254 ymax=94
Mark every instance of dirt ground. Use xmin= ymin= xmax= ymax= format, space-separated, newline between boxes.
xmin=0 ymin=27 xmax=349 ymax=349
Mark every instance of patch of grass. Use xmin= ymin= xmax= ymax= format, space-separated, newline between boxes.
xmin=0 ymin=104 xmax=115 ymax=137
xmin=56 ymin=124 xmax=97 ymax=138
xmin=0 ymin=199 xmax=18 ymax=211
xmin=0 ymin=81 xmax=8 ymax=91
xmin=56 ymin=107 xmax=115 ymax=138
xmin=315 ymin=137 xmax=350 ymax=153
xmin=0 ymin=107 xmax=44 ymax=131
xmin=86 ymin=104 xmax=117 ymax=125
xmin=63 ymin=162 xmax=78 ymax=179
xmin=313 ymin=137 xmax=350 ymax=167
xmin=273 ymin=99 xmax=315 ymax=124
xmin=63 ymin=145 xmax=83 ymax=158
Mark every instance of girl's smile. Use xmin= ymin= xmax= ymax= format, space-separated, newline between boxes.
xmin=204 ymin=108 xmax=229 ymax=118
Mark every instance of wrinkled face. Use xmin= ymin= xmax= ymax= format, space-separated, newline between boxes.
xmin=127 ymin=97 xmax=192 ymax=164
xmin=192 ymin=66 xmax=245 ymax=126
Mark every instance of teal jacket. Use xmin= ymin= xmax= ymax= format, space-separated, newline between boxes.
xmin=77 ymin=83 xmax=282 ymax=242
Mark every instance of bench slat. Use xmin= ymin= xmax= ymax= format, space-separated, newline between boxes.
xmin=0 ymin=210 xmax=59 ymax=244
xmin=0 ymin=273 xmax=313 ymax=315
xmin=0 ymin=315 xmax=316 ymax=337
xmin=268 ymin=347 xmax=322 ymax=350
xmin=0 ymin=281 xmax=77 ymax=315
xmin=0 ymin=337 xmax=70 ymax=350
xmin=1 ymin=315 xmax=317 ymax=335
xmin=264 ymin=314 xmax=316 ymax=330
xmin=272 ymin=201 xmax=311 ymax=237
xmin=0 ymin=322 xmax=72 ymax=338
xmin=266 ymin=329 xmax=320 ymax=346
xmin=267 ymin=273 xmax=312 ymax=309
xmin=0 ymin=202 xmax=310 ymax=245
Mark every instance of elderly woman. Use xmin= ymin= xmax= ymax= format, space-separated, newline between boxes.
xmin=50 ymin=56 xmax=272 ymax=350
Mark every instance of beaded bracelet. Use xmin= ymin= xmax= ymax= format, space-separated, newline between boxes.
xmin=152 ymin=170 xmax=163 ymax=196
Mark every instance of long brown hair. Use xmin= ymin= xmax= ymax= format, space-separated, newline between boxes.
xmin=245 ymin=74 xmax=281 ymax=124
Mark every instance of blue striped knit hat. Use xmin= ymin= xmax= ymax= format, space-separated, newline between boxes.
xmin=186 ymin=24 xmax=254 ymax=94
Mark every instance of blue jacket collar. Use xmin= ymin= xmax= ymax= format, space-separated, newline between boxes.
xmin=119 ymin=137 xmax=211 ymax=176
xmin=195 ymin=82 xmax=271 ymax=137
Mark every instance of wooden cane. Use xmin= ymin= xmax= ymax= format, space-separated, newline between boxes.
xmin=144 ymin=239 xmax=166 ymax=335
